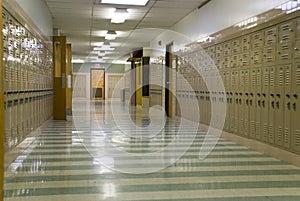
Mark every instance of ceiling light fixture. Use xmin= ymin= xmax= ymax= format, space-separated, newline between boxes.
xmin=105 ymin=30 xmax=117 ymax=40
xmin=111 ymin=8 xmax=128 ymax=23
xmin=101 ymin=0 xmax=149 ymax=6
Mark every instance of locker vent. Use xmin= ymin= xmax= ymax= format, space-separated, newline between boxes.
xmin=279 ymin=70 xmax=284 ymax=86
xmin=284 ymin=128 xmax=290 ymax=144
xmin=250 ymin=121 xmax=256 ymax=136
xmin=278 ymin=127 xmax=283 ymax=142
xmin=270 ymin=70 xmax=274 ymax=86
xmin=285 ymin=69 xmax=291 ymax=85
xmin=269 ymin=125 xmax=274 ymax=140
xmin=295 ymin=130 xmax=300 ymax=146
xmin=264 ymin=124 xmax=268 ymax=138
xmin=296 ymin=66 xmax=300 ymax=85
xmin=264 ymin=72 xmax=269 ymax=86
xmin=257 ymin=73 xmax=261 ymax=86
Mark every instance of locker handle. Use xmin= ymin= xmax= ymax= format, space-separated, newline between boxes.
xmin=271 ymin=101 xmax=275 ymax=109
xmin=294 ymin=94 xmax=298 ymax=99
xmin=277 ymin=94 xmax=281 ymax=98
xmin=286 ymin=94 xmax=290 ymax=98
xmin=262 ymin=93 xmax=266 ymax=97
xmin=293 ymin=103 xmax=297 ymax=111
xmin=250 ymin=100 xmax=253 ymax=106
xmin=276 ymin=101 xmax=280 ymax=109
xmin=258 ymin=100 xmax=261 ymax=107
xmin=287 ymin=102 xmax=291 ymax=110
xmin=250 ymin=93 xmax=254 ymax=96
xmin=257 ymin=93 xmax=261 ymax=97
xmin=245 ymin=93 xmax=249 ymax=96
xmin=271 ymin=93 xmax=274 ymax=97
xmin=262 ymin=100 xmax=265 ymax=107
xmin=246 ymin=100 xmax=249 ymax=105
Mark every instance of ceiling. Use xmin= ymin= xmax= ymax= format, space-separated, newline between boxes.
xmin=44 ymin=0 xmax=208 ymax=63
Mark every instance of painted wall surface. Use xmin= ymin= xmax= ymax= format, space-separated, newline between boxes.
xmin=16 ymin=0 xmax=53 ymax=38
xmin=151 ymin=0 xmax=289 ymax=50
xmin=73 ymin=63 xmax=125 ymax=73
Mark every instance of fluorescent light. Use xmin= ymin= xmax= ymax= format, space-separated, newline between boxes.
xmin=105 ymin=30 xmax=117 ymax=40
xmin=101 ymin=0 xmax=149 ymax=6
xmin=72 ymin=59 xmax=84 ymax=63
xmin=111 ymin=8 xmax=128 ymax=24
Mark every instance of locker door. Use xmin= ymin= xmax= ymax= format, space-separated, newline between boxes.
xmin=294 ymin=40 xmax=300 ymax=60
xmin=296 ymin=17 xmax=300 ymax=40
xmin=261 ymin=67 xmax=269 ymax=143
xmin=230 ymin=71 xmax=235 ymax=133
xmin=255 ymin=67 xmax=262 ymax=140
xmin=275 ymin=65 xmax=285 ymax=147
xmin=223 ymin=42 xmax=231 ymax=57
xmin=251 ymin=31 xmax=264 ymax=49
xmin=231 ymin=39 xmax=240 ymax=55
xmin=291 ymin=63 xmax=300 ymax=153
xmin=244 ymin=69 xmax=250 ymax=137
xmin=249 ymin=68 xmax=256 ymax=139
xmin=269 ymin=66 xmax=276 ymax=144
xmin=263 ymin=46 xmax=276 ymax=64
xmin=238 ymin=69 xmax=245 ymax=136
xmin=234 ymin=71 xmax=240 ymax=135
xmin=265 ymin=27 xmax=278 ymax=46
xmin=240 ymin=52 xmax=250 ymax=67
xmin=251 ymin=49 xmax=262 ymax=66
xmin=225 ymin=71 xmax=231 ymax=132
xmin=230 ymin=55 xmax=239 ymax=69
xmin=284 ymin=64 xmax=292 ymax=149
xmin=278 ymin=21 xmax=295 ymax=44
xmin=241 ymin=35 xmax=251 ymax=52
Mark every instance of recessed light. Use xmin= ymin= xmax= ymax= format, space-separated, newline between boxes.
xmin=101 ymin=0 xmax=149 ymax=6
xmin=111 ymin=8 xmax=128 ymax=23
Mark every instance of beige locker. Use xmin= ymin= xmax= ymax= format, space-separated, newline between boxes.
xmin=223 ymin=56 xmax=230 ymax=69
xmin=249 ymin=68 xmax=256 ymax=139
xmin=231 ymin=39 xmax=240 ymax=55
xmin=223 ymin=42 xmax=231 ymax=57
xmin=229 ymin=71 xmax=236 ymax=133
xmin=238 ymin=69 xmax=245 ymax=136
xmin=251 ymin=49 xmax=262 ymax=66
xmin=251 ymin=31 xmax=264 ymax=49
xmin=241 ymin=35 xmax=251 ymax=52
xmin=291 ymin=62 xmax=300 ymax=153
xmin=240 ymin=52 xmax=250 ymax=67
xmin=263 ymin=46 xmax=276 ymax=64
xmin=11 ymin=100 xmax=18 ymax=147
xmin=294 ymin=40 xmax=300 ymax=59
xmin=4 ymin=101 xmax=12 ymax=151
xmin=225 ymin=71 xmax=231 ymax=131
xmin=230 ymin=55 xmax=239 ymax=68
xmin=268 ymin=66 xmax=276 ymax=144
xmin=216 ymin=43 xmax=223 ymax=58
xmin=278 ymin=21 xmax=295 ymax=44
xmin=296 ymin=17 xmax=300 ymax=40
xmin=261 ymin=67 xmax=269 ymax=142
xmin=265 ymin=27 xmax=278 ymax=46
xmin=283 ymin=64 xmax=292 ymax=149
xmin=275 ymin=65 xmax=285 ymax=147
xmin=278 ymin=42 xmax=292 ymax=63
xmin=244 ymin=69 xmax=250 ymax=137
xmin=255 ymin=67 xmax=262 ymax=140
xmin=234 ymin=71 xmax=240 ymax=135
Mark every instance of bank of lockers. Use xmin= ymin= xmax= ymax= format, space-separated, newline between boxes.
xmin=3 ymin=8 xmax=54 ymax=152
xmin=176 ymin=13 xmax=300 ymax=155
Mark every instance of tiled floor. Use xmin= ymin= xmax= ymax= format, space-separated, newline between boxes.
xmin=4 ymin=100 xmax=300 ymax=201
